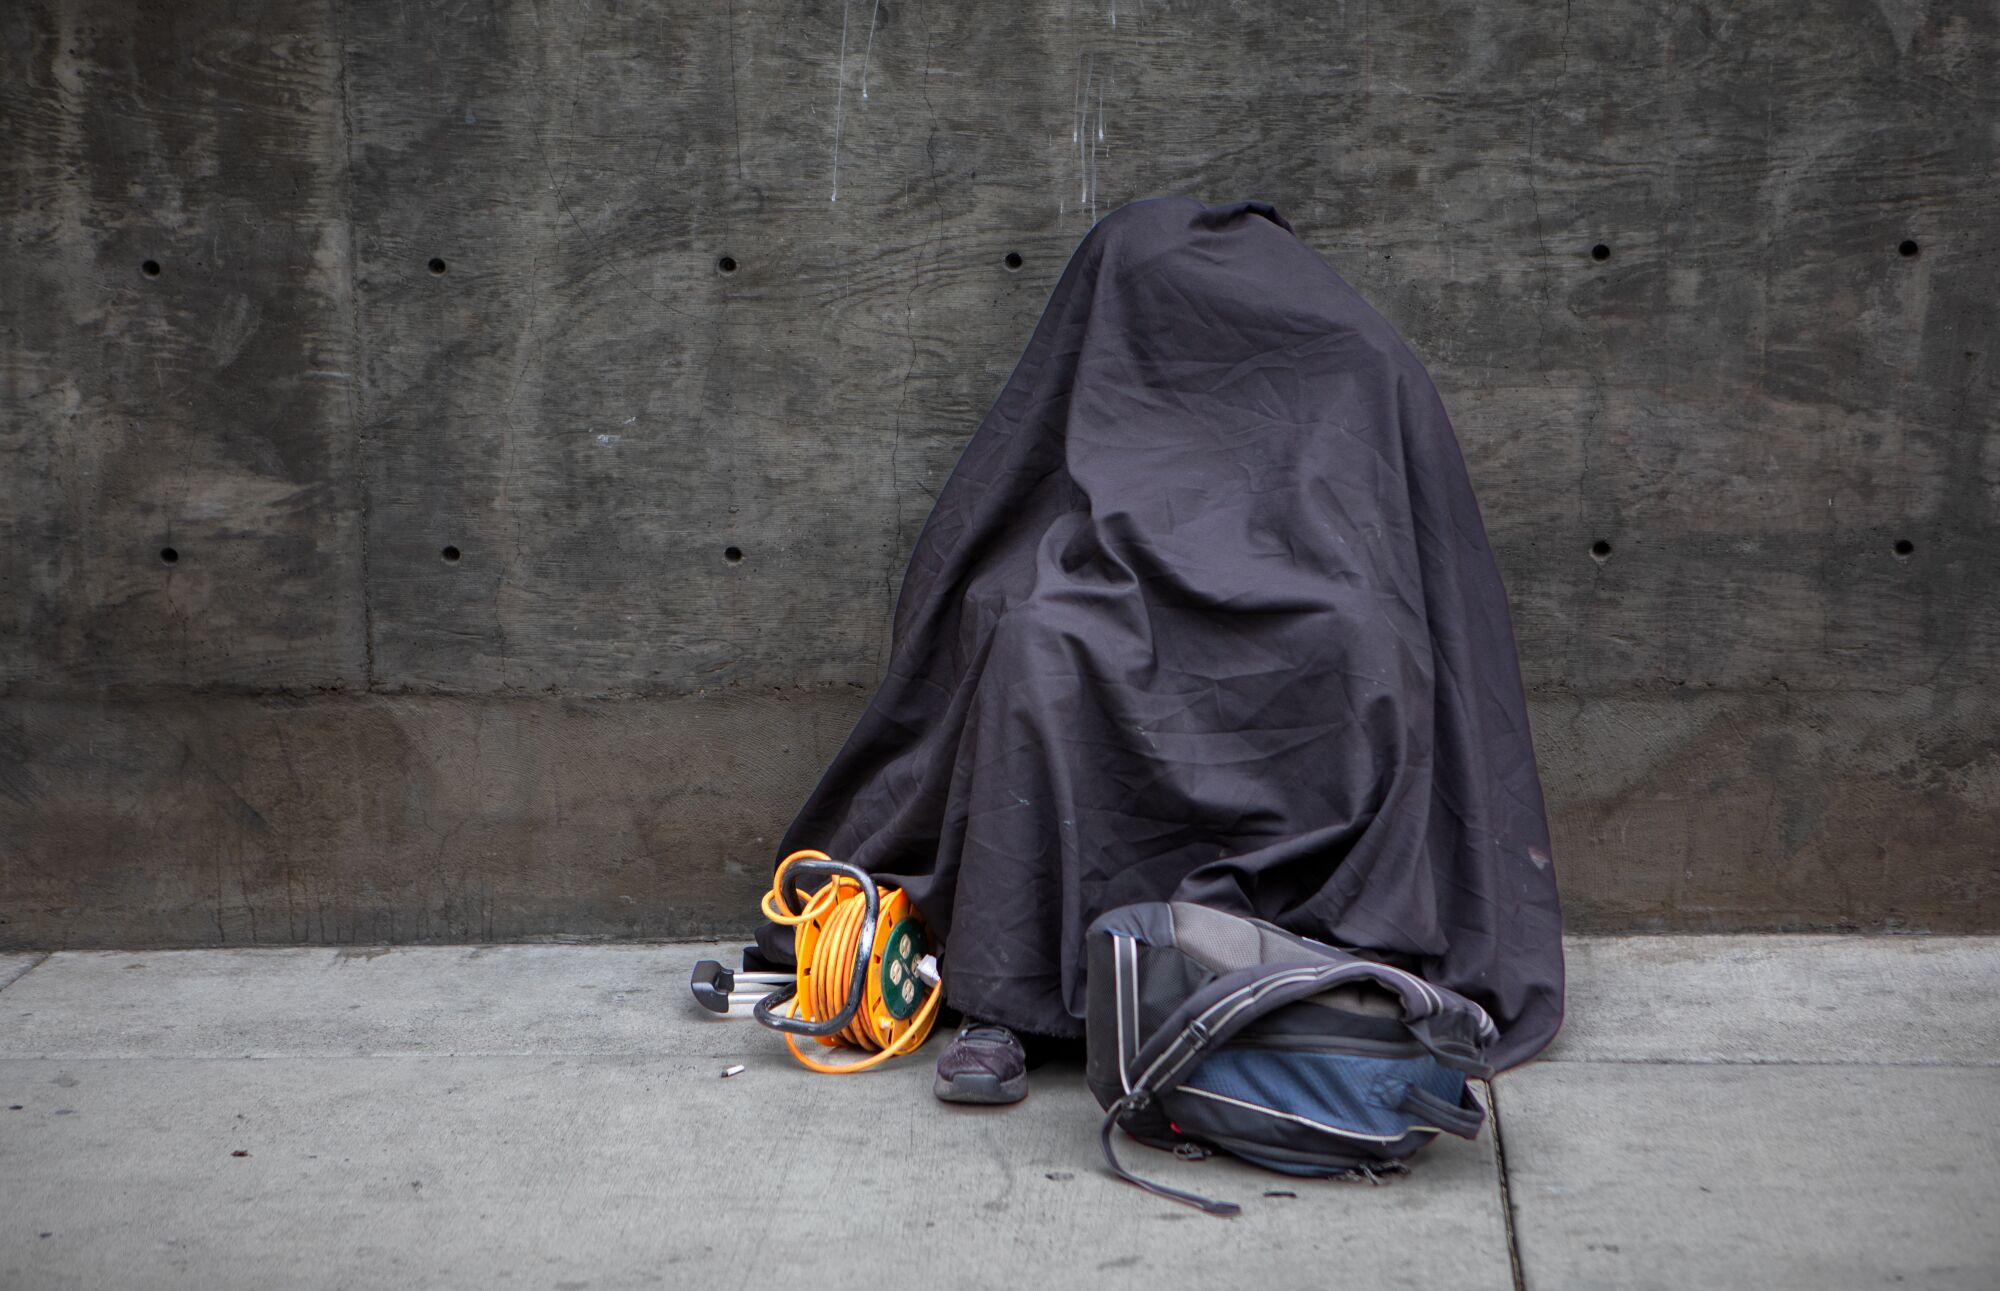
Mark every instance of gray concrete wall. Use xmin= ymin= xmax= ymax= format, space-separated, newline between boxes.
xmin=2 ymin=0 xmax=1996 ymax=948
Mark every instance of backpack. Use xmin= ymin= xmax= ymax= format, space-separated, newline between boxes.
xmin=1084 ymin=901 xmax=1498 ymax=1215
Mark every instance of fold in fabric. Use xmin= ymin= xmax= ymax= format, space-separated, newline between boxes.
xmin=757 ymin=196 xmax=1564 ymax=1071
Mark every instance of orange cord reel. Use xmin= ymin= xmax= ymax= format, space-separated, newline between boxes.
xmin=689 ymin=849 xmax=942 ymax=1074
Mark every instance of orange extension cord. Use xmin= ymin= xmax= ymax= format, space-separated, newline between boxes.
xmin=758 ymin=849 xmax=943 ymax=1074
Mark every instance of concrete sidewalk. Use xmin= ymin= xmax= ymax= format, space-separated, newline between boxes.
xmin=2 ymin=937 xmax=1996 ymax=1290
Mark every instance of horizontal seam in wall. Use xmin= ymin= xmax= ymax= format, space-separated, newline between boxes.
xmin=0 ymin=1052 xmax=765 ymax=1063
xmin=1531 ymin=1056 xmax=2000 ymax=1068
xmin=1 ymin=1053 xmax=1993 ymax=1067
xmin=2 ymin=681 xmax=1993 ymax=703
xmin=0 ymin=683 xmax=875 ymax=705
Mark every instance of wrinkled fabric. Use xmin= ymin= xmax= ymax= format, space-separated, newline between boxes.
xmin=757 ymin=196 xmax=1564 ymax=1071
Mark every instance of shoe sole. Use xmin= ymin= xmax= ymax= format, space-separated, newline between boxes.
xmin=933 ymin=1071 xmax=1029 ymax=1105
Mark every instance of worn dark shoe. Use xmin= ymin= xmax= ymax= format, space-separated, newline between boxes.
xmin=933 ymin=1019 xmax=1029 ymax=1104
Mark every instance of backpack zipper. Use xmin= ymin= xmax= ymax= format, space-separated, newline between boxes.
xmin=1217 ymin=1033 xmax=1431 ymax=1059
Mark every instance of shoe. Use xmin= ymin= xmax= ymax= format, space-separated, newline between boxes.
xmin=933 ymin=1019 xmax=1029 ymax=1104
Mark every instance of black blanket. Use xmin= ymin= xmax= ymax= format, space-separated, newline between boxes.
xmin=758 ymin=197 xmax=1564 ymax=1070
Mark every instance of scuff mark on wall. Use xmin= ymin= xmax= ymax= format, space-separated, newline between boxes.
xmin=1072 ymin=48 xmax=1109 ymax=220
xmin=831 ymin=0 xmax=853 ymax=201
xmin=1072 ymin=48 xmax=1104 ymax=217
xmin=861 ymin=0 xmax=883 ymax=101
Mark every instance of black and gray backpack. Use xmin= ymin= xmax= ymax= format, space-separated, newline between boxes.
xmin=1084 ymin=901 xmax=1498 ymax=1215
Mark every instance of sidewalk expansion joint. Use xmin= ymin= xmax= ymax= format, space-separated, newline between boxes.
xmin=0 ymin=953 xmax=52 ymax=994
xmin=1486 ymin=1081 xmax=1528 ymax=1291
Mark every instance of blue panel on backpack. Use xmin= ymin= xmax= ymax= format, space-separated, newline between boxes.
xmin=1181 ymin=1049 xmax=1465 ymax=1141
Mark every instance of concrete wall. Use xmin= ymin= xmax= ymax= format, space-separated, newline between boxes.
xmin=3 ymin=0 xmax=1996 ymax=948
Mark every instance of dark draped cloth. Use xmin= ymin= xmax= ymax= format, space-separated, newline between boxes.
xmin=756 ymin=196 xmax=1564 ymax=1071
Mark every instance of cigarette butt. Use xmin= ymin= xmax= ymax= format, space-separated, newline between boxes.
xmin=721 ymin=1064 xmax=746 ymax=1078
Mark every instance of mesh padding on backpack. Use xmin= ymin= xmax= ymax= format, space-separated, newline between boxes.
xmin=1168 ymin=901 xmax=1354 ymax=977
xmin=1168 ymin=903 xmax=1263 ymax=972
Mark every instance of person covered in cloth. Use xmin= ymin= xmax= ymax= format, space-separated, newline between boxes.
xmin=754 ymin=196 xmax=1565 ymax=1103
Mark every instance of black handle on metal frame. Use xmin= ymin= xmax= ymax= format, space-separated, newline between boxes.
xmin=749 ymin=858 xmax=880 ymax=1039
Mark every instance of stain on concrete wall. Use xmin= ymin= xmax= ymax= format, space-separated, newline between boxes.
xmin=2 ymin=0 xmax=1996 ymax=946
